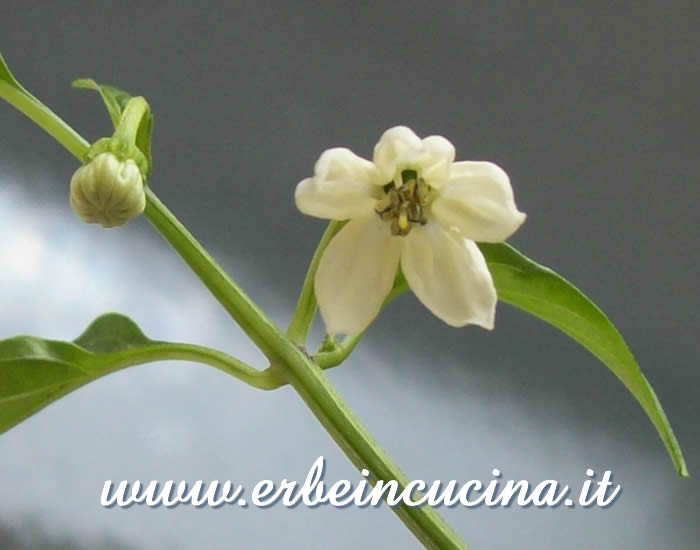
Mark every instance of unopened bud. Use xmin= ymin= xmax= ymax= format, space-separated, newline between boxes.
xmin=69 ymin=152 xmax=146 ymax=228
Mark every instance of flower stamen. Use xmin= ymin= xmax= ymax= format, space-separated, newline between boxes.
xmin=375 ymin=170 xmax=431 ymax=236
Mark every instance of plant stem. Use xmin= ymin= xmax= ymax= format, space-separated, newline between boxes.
xmin=144 ymin=188 xmax=292 ymax=360
xmin=109 ymin=342 xmax=284 ymax=390
xmin=0 ymin=81 xmax=89 ymax=160
xmin=279 ymin=349 xmax=468 ymax=549
xmin=1 ymin=69 xmax=471 ymax=548
xmin=314 ymin=278 xmax=408 ymax=368
xmin=286 ymin=220 xmax=345 ymax=344
xmin=144 ymin=191 xmax=469 ymax=549
xmin=113 ymin=96 xmax=149 ymax=145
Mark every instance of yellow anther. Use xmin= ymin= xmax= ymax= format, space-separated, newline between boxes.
xmin=398 ymin=207 xmax=409 ymax=232
xmin=376 ymin=171 xmax=432 ymax=236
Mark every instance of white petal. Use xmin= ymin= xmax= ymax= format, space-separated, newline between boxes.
xmin=315 ymin=215 xmax=401 ymax=334
xmin=295 ymin=148 xmax=381 ymax=220
xmin=419 ymin=135 xmax=455 ymax=187
xmin=401 ymin=224 xmax=497 ymax=329
xmin=372 ymin=126 xmax=423 ymax=181
xmin=372 ymin=127 xmax=455 ymax=187
xmin=431 ymin=161 xmax=526 ymax=242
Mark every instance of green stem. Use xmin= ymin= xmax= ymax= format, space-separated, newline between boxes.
xmin=114 ymin=96 xmax=149 ymax=144
xmin=144 ymin=188 xmax=286 ymax=361
xmin=314 ymin=277 xmax=409 ymax=368
xmin=314 ymin=333 xmax=362 ymax=369
xmin=108 ymin=342 xmax=284 ymax=390
xmin=286 ymin=220 xmax=345 ymax=344
xmin=145 ymin=192 xmax=468 ymax=549
xmin=104 ymin=340 xmax=343 ymax=391
xmin=272 ymin=346 xmax=468 ymax=549
xmin=0 ymin=81 xmax=89 ymax=160
xmin=1 ymin=69 xmax=471 ymax=548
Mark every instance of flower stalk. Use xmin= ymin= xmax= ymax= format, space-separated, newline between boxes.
xmin=286 ymin=220 xmax=345 ymax=345
xmin=83 ymin=96 xmax=151 ymax=178
xmin=113 ymin=96 xmax=150 ymax=146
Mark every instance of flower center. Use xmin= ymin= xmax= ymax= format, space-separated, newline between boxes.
xmin=374 ymin=169 xmax=432 ymax=236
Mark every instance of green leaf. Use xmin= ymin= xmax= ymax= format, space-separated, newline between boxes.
xmin=0 ymin=314 xmax=283 ymax=434
xmin=477 ymin=242 xmax=688 ymax=477
xmin=73 ymin=313 xmax=154 ymax=353
xmin=0 ymin=52 xmax=36 ymax=99
xmin=0 ymin=314 xmax=158 ymax=434
xmin=72 ymin=78 xmax=133 ymax=129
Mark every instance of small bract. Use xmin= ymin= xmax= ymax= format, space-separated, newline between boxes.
xmin=295 ymin=126 xmax=526 ymax=334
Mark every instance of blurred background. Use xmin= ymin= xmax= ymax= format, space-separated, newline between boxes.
xmin=0 ymin=2 xmax=698 ymax=549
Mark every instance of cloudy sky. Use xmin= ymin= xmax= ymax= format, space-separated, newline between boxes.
xmin=1 ymin=2 xmax=698 ymax=549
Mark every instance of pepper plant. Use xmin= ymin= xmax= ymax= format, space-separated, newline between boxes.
xmin=0 ymin=53 xmax=688 ymax=550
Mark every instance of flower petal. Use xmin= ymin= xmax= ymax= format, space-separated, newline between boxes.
xmin=431 ymin=161 xmax=526 ymax=242
xmin=295 ymin=148 xmax=381 ymax=220
xmin=401 ymin=224 xmax=497 ymax=329
xmin=373 ymin=126 xmax=455 ymax=187
xmin=419 ymin=135 xmax=455 ymax=187
xmin=315 ymin=215 xmax=401 ymax=334
xmin=372 ymin=126 xmax=423 ymax=181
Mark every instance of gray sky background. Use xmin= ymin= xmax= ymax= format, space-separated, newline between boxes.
xmin=0 ymin=2 xmax=698 ymax=549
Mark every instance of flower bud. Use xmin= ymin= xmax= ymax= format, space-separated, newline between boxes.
xmin=69 ymin=152 xmax=146 ymax=228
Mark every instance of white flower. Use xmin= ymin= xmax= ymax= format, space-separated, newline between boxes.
xmin=69 ymin=152 xmax=146 ymax=228
xmin=295 ymin=126 xmax=527 ymax=335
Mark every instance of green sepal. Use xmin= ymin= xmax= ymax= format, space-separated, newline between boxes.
xmin=72 ymin=79 xmax=153 ymax=178
xmin=85 ymin=136 xmax=149 ymax=179
xmin=72 ymin=78 xmax=132 ymax=129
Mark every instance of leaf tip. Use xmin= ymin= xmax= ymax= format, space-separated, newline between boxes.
xmin=71 ymin=78 xmax=95 ymax=89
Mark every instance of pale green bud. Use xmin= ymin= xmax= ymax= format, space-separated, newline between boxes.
xmin=69 ymin=152 xmax=146 ymax=228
